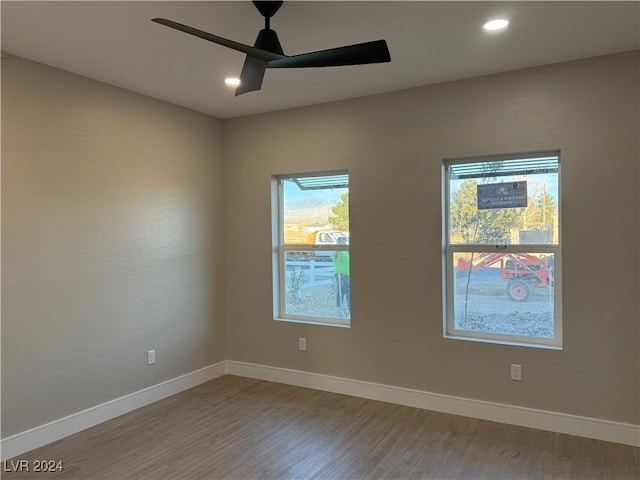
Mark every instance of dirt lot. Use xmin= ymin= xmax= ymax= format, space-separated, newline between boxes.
xmin=286 ymin=285 xmax=348 ymax=320
xmin=454 ymin=268 xmax=554 ymax=338
xmin=285 ymin=267 xmax=555 ymax=339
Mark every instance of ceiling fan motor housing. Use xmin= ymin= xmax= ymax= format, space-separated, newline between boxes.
xmin=255 ymin=29 xmax=284 ymax=55
xmin=253 ymin=1 xmax=283 ymax=19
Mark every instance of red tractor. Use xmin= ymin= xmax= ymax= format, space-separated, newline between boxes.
xmin=457 ymin=252 xmax=554 ymax=301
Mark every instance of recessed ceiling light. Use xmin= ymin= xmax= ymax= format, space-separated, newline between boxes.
xmin=224 ymin=77 xmax=241 ymax=87
xmin=483 ymin=19 xmax=509 ymax=31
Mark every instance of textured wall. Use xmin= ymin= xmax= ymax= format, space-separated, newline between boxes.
xmin=1 ymin=57 xmax=225 ymax=437
xmin=223 ymin=52 xmax=639 ymax=424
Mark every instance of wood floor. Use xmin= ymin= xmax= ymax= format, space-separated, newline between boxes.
xmin=4 ymin=375 xmax=639 ymax=479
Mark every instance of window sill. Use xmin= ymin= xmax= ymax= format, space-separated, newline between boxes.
xmin=444 ymin=333 xmax=562 ymax=350
xmin=275 ymin=317 xmax=350 ymax=328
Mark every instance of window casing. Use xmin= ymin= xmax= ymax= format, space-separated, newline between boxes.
xmin=272 ymin=171 xmax=350 ymax=327
xmin=443 ymin=152 xmax=562 ymax=348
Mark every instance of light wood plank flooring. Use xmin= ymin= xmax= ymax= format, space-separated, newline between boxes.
xmin=4 ymin=375 xmax=639 ymax=479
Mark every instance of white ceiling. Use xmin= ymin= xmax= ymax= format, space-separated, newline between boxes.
xmin=2 ymin=1 xmax=639 ymax=119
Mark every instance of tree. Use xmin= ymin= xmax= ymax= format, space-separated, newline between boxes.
xmin=450 ymin=180 xmax=519 ymax=244
xmin=328 ymin=193 xmax=349 ymax=231
xmin=450 ymin=179 xmax=521 ymax=323
xmin=526 ymin=185 xmax=556 ymax=231
xmin=515 ymin=182 xmax=556 ymax=244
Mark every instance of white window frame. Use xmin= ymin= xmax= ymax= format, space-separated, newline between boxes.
xmin=272 ymin=171 xmax=350 ymax=327
xmin=442 ymin=151 xmax=562 ymax=348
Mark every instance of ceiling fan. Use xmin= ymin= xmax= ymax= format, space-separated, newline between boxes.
xmin=152 ymin=1 xmax=391 ymax=96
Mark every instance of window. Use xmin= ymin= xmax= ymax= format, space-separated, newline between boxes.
xmin=443 ymin=152 xmax=562 ymax=348
xmin=273 ymin=171 xmax=350 ymax=327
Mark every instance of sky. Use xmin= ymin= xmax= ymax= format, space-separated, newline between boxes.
xmin=283 ymin=179 xmax=347 ymax=204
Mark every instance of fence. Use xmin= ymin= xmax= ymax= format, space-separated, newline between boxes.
xmin=286 ymin=259 xmax=335 ymax=290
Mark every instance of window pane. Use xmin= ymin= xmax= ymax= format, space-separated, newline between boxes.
xmin=283 ymin=177 xmax=349 ymax=246
xmin=452 ymin=252 xmax=555 ymax=338
xmin=284 ymin=251 xmax=350 ymax=320
xmin=449 ymin=158 xmax=559 ymax=245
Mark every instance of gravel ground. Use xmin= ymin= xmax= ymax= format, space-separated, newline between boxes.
xmin=455 ymin=286 xmax=553 ymax=338
xmin=454 ymin=269 xmax=555 ymax=337
xmin=454 ymin=311 xmax=554 ymax=338
xmin=286 ymin=286 xmax=348 ymax=319
xmin=287 ymin=268 xmax=554 ymax=338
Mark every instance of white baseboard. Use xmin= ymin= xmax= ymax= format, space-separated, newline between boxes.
xmin=3 ymin=360 xmax=638 ymax=461
xmin=226 ymin=361 xmax=640 ymax=447
xmin=0 ymin=362 xmax=227 ymax=461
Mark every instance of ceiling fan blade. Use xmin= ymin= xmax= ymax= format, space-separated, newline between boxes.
xmin=267 ymin=39 xmax=390 ymax=69
xmin=151 ymin=18 xmax=285 ymax=62
xmin=235 ymin=56 xmax=267 ymax=96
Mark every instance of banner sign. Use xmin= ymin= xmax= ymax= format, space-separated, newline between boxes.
xmin=477 ymin=181 xmax=527 ymax=209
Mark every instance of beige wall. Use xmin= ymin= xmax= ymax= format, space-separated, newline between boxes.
xmin=1 ymin=57 xmax=226 ymax=437
xmin=2 ymin=51 xmax=638 ymax=440
xmin=223 ymin=52 xmax=639 ymax=424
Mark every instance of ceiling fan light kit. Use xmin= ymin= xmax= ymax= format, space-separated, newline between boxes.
xmin=152 ymin=1 xmax=391 ymax=96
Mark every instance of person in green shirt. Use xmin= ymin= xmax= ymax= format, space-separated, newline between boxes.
xmin=332 ymin=236 xmax=350 ymax=316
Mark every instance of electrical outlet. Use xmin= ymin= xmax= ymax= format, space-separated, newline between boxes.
xmin=147 ymin=349 xmax=156 ymax=365
xmin=510 ymin=363 xmax=522 ymax=381
xmin=298 ymin=337 xmax=307 ymax=351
